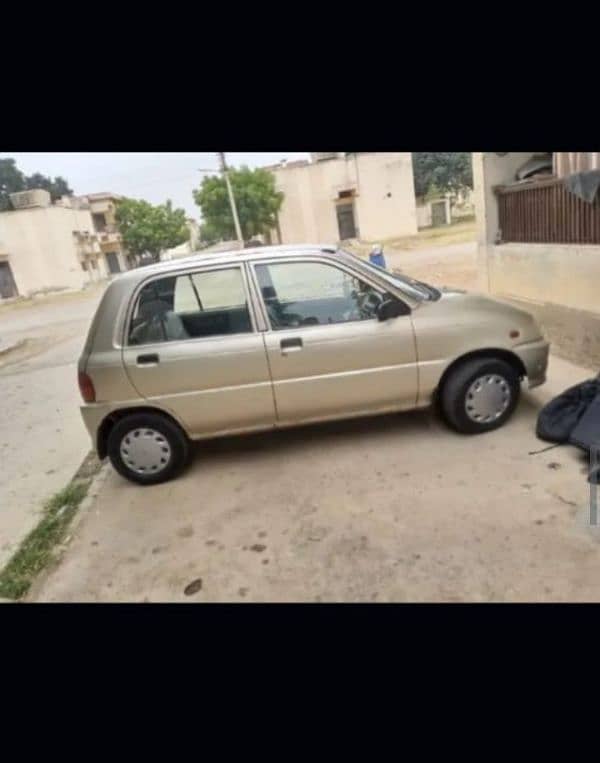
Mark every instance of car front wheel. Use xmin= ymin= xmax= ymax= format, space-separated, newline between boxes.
xmin=440 ymin=357 xmax=521 ymax=434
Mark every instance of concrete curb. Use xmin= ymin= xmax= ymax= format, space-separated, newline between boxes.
xmin=70 ymin=461 xmax=111 ymax=535
xmin=25 ymin=459 xmax=111 ymax=602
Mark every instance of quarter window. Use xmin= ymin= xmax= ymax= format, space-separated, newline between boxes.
xmin=255 ymin=261 xmax=385 ymax=329
xmin=128 ymin=268 xmax=252 ymax=345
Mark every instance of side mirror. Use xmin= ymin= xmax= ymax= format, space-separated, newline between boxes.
xmin=376 ymin=297 xmax=410 ymax=321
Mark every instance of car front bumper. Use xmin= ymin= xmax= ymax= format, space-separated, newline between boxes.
xmin=514 ymin=338 xmax=550 ymax=389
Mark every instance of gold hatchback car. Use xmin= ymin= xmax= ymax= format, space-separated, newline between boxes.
xmin=78 ymin=244 xmax=549 ymax=484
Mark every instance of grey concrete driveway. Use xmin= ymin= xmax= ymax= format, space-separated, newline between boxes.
xmin=31 ymin=354 xmax=600 ymax=603
xmin=0 ymin=285 xmax=104 ymax=568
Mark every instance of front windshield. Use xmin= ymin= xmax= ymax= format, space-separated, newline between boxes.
xmin=342 ymin=250 xmax=440 ymax=301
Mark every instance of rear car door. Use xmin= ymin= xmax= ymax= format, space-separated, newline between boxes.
xmin=121 ymin=264 xmax=276 ymax=438
xmin=250 ymin=257 xmax=418 ymax=424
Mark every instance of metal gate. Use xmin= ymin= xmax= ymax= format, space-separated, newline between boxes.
xmin=336 ymin=202 xmax=357 ymax=240
xmin=431 ymin=201 xmax=447 ymax=227
xmin=0 ymin=262 xmax=18 ymax=298
xmin=105 ymin=252 xmax=121 ymax=274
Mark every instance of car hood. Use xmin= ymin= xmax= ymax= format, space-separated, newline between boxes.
xmin=437 ymin=287 xmax=531 ymax=317
xmin=417 ymin=288 xmax=544 ymax=341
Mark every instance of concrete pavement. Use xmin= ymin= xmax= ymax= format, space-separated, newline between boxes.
xmin=30 ymin=354 xmax=600 ymax=602
xmin=4 ymin=243 xmax=599 ymax=602
xmin=0 ymin=285 xmax=105 ymax=568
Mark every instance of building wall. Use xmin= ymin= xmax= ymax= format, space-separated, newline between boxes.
xmin=473 ymin=152 xmax=600 ymax=367
xmin=473 ymin=151 xmax=600 ymax=312
xmin=0 ymin=192 xmax=132 ymax=299
xmin=87 ymin=196 xmax=129 ymax=273
xmin=487 ymin=243 xmax=600 ymax=314
xmin=353 ymin=153 xmax=417 ymax=240
xmin=271 ymin=153 xmax=417 ymax=244
xmin=88 ymin=198 xmax=118 ymax=226
xmin=0 ymin=205 xmax=96 ymax=296
xmin=473 ymin=152 xmax=533 ymax=292
xmin=416 ymin=204 xmax=432 ymax=229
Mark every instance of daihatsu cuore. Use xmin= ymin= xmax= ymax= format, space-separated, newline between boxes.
xmin=78 ymin=244 xmax=549 ymax=484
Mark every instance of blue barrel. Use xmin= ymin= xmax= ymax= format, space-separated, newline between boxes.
xmin=369 ymin=251 xmax=386 ymax=269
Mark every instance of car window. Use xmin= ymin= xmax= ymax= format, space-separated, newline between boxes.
xmin=128 ymin=268 xmax=252 ymax=345
xmin=255 ymin=261 xmax=385 ymax=330
xmin=341 ymin=249 xmax=439 ymax=301
xmin=191 ymin=269 xmax=247 ymax=310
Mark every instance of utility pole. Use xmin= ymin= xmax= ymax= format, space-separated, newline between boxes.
xmin=217 ymin=152 xmax=244 ymax=249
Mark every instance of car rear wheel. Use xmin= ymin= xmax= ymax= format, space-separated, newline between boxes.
xmin=107 ymin=412 xmax=190 ymax=485
xmin=440 ymin=358 xmax=521 ymax=434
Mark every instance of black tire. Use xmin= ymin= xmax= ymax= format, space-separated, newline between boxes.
xmin=107 ymin=412 xmax=190 ymax=485
xmin=440 ymin=357 xmax=521 ymax=434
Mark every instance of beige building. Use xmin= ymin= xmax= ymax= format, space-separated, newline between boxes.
xmin=161 ymin=218 xmax=201 ymax=261
xmin=84 ymin=192 xmax=131 ymax=272
xmin=265 ymin=152 xmax=418 ymax=245
xmin=0 ymin=189 xmax=130 ymax=299
xmin=473 ymin=151 xmax=600 ymax=366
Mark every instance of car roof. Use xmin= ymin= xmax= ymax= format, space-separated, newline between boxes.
xmin=115 ymin=244 xmax=340 ymax=284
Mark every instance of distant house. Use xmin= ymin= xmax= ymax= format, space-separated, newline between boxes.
xmin=0 ymin=189 xmax=130 ymax=299
xmin=83 ymin=192 xmax=132 ymax=272
xmin=473 ymin=151 xmax=600 ymax=366
xmin=161 ymin=219 xmax=201 ymax=261
xmin=264 ymin=152 xmax=418 ymax=245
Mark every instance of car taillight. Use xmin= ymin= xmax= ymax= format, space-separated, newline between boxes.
xmin=78 ymin=371 xmax=96 ymax=403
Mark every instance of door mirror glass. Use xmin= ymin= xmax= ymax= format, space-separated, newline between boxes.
xmin=376 ymin=296 xmax=410 ymax=321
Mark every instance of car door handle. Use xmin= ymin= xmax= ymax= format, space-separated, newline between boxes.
xmin=280 ymin=337 xmax=303 ymax=354
xmin=136 ymin=353 xmax=160 ymax=366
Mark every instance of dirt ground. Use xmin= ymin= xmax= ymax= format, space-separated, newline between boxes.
xmin=30 ymin=353 xmax=600 ymax=603
xmin=383 ymin=241 xmax=479 ymax=292
xmin=354 ymin=218 xmax=476 ymax=253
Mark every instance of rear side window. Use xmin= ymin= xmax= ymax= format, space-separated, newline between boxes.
xmin=128 ymin=268 xmax=252 ymax=345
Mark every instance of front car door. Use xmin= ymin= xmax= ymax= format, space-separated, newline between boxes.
xmin=121 ymin=263 xmax=276 ymax=438
xmin=249 ymin=256 xmax=418 ymax=425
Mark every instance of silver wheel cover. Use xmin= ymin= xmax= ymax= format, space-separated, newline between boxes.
xmin=465 ymin=374 xmax=511 ymax=423
xmin=120 ymin=428 xmax=172 ymax=475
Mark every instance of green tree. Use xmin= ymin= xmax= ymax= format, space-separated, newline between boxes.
xmin=193 ymin=166 xmax=284 ymax=241
xmin=115 ymin=198 xmax=189 ymax=263
xmin=0 ymin=158 xmax=74 ymax=210
xmin=199 ymin=221 xmax=220 ymax=246
xmin=0 ymin=158 xmax=26 ymax=210
xmin=25 ymin=172 xmax=73 ymax=200
xmin=412 ymin=153 xmax=473 ymax=198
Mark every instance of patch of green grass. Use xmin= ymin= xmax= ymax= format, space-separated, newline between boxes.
xmin=0 ymin=474 xmax=93 ymax=600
